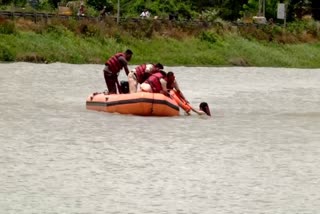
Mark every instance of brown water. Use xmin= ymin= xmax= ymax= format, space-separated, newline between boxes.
xmin=1 ymin=62 xmax=320 ymax=214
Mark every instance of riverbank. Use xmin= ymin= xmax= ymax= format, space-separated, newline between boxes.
xmin=1 ymin=17 xmax=320 ymax=68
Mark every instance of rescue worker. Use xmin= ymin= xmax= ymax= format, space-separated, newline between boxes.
xmin=165 ymin=72 xmax=206 ymax=115
xmin=128 ymin=63 xmax=163 ymax=93
xmin=166 ymin=71 xmax=187 ymax=101
xmin=140 ymin=71 xmax=184 ymax=96
xmin=141 ymin=71 xmax=206 ymax=115
xmin=103 ymin=49 xmax=133 ymax=94
xmin=140 ymin=70 xmax=169 ymax=95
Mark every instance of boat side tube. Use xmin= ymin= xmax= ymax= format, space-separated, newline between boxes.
xmin=169 ymin=90 xmax=192 ymax=113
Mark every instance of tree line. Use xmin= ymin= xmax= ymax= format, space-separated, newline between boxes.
xmin=1 ymin=0 xmax=319 ymax=21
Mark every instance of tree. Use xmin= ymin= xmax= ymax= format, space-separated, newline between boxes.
xmin=311 ymin=0 xmax=320 ymax=20
xmin=87 ymin=0 xmax=113 ymax=11
xmin=1 ymin=0 xmax=27 ymax=6
xmin=220 ymin=0 xmax=248 ymax=20
xmin=47 ymin=0 xmax=59 ymax=8
xmin=243 ymin=0 xmax=279 ymax=19
xmin=287 ymin=0 xmax=312 ymax=21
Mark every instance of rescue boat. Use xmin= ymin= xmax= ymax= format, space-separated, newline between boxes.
xmin=86 ymin=91 xmax=180 ymax=116
xmin=86 ymin=81 xmax=211 ymax=117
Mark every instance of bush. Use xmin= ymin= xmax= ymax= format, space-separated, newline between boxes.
xmin=121 ymin=19 xmax=154 ymax=39
xmin=45 ymin=24 xmax=67 ymax=35
xmin=198 ymin=31 xmax=217 ymax=43
xmin=0 ymin=45 xmax=15 ymax=61
xmin=0 ymin=20 xmax=16 ymax=34
xmin=200 ymin=9 xmax=219 ymax=22
xmin=78 ymin=23 xmax=100 ymax=37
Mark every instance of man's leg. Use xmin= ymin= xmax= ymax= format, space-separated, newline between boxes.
xmin=128 ymin=72 xmax=138 ymax=93
xmin=104 ymin=72 xmax=117 ymax=94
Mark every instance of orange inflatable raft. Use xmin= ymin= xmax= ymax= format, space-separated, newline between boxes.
xmin=86 ymin=91 xmax=180 ymax=116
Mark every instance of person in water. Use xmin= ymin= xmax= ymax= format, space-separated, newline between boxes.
xmin=166 ymin=72 xmax=211 ymax=116
xmin=199 ymin=102 xmax=211 ymax=116
xmin=103 ymin=49 xmax=133 ymax=94
xmin=165 ymin=72 xmax=210 ymax=115
xmin=128 ymin=63 xmax=163 ymax=93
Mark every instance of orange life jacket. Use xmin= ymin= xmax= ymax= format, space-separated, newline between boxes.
xmin=169 ymin=90 xmax=192 ymax=113
xmin=135 ymin=64 xmax=147 ymax=83
xmin=105 ymin=52 xmax=125 ymax=74
xmin=145 ymin=72 xmax=165 ymax=93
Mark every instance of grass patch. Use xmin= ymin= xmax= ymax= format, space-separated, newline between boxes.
xmin=0 ymin=18 xmax=320 ymax=68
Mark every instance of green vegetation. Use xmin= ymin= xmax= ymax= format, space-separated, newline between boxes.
xmin=1 ymin=0 xmax=320 ymax=22
xmin=1 ymin=0 xmax=319 ymax=68
xmin=0 ymin=16 xmax=320 ymax=68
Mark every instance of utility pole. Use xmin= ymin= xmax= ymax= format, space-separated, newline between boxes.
xmin=263 ymin=0 xmax=265 ymax=17
xmin=116 ymin=0 xmax=120 ymax=24
xmin=284 ymin=1 xmax=287 ymax=28
xmin=258 ymin=0 xmax=262 ymax=16
xmin=259 ymin=0 xmax=266 ymax=17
